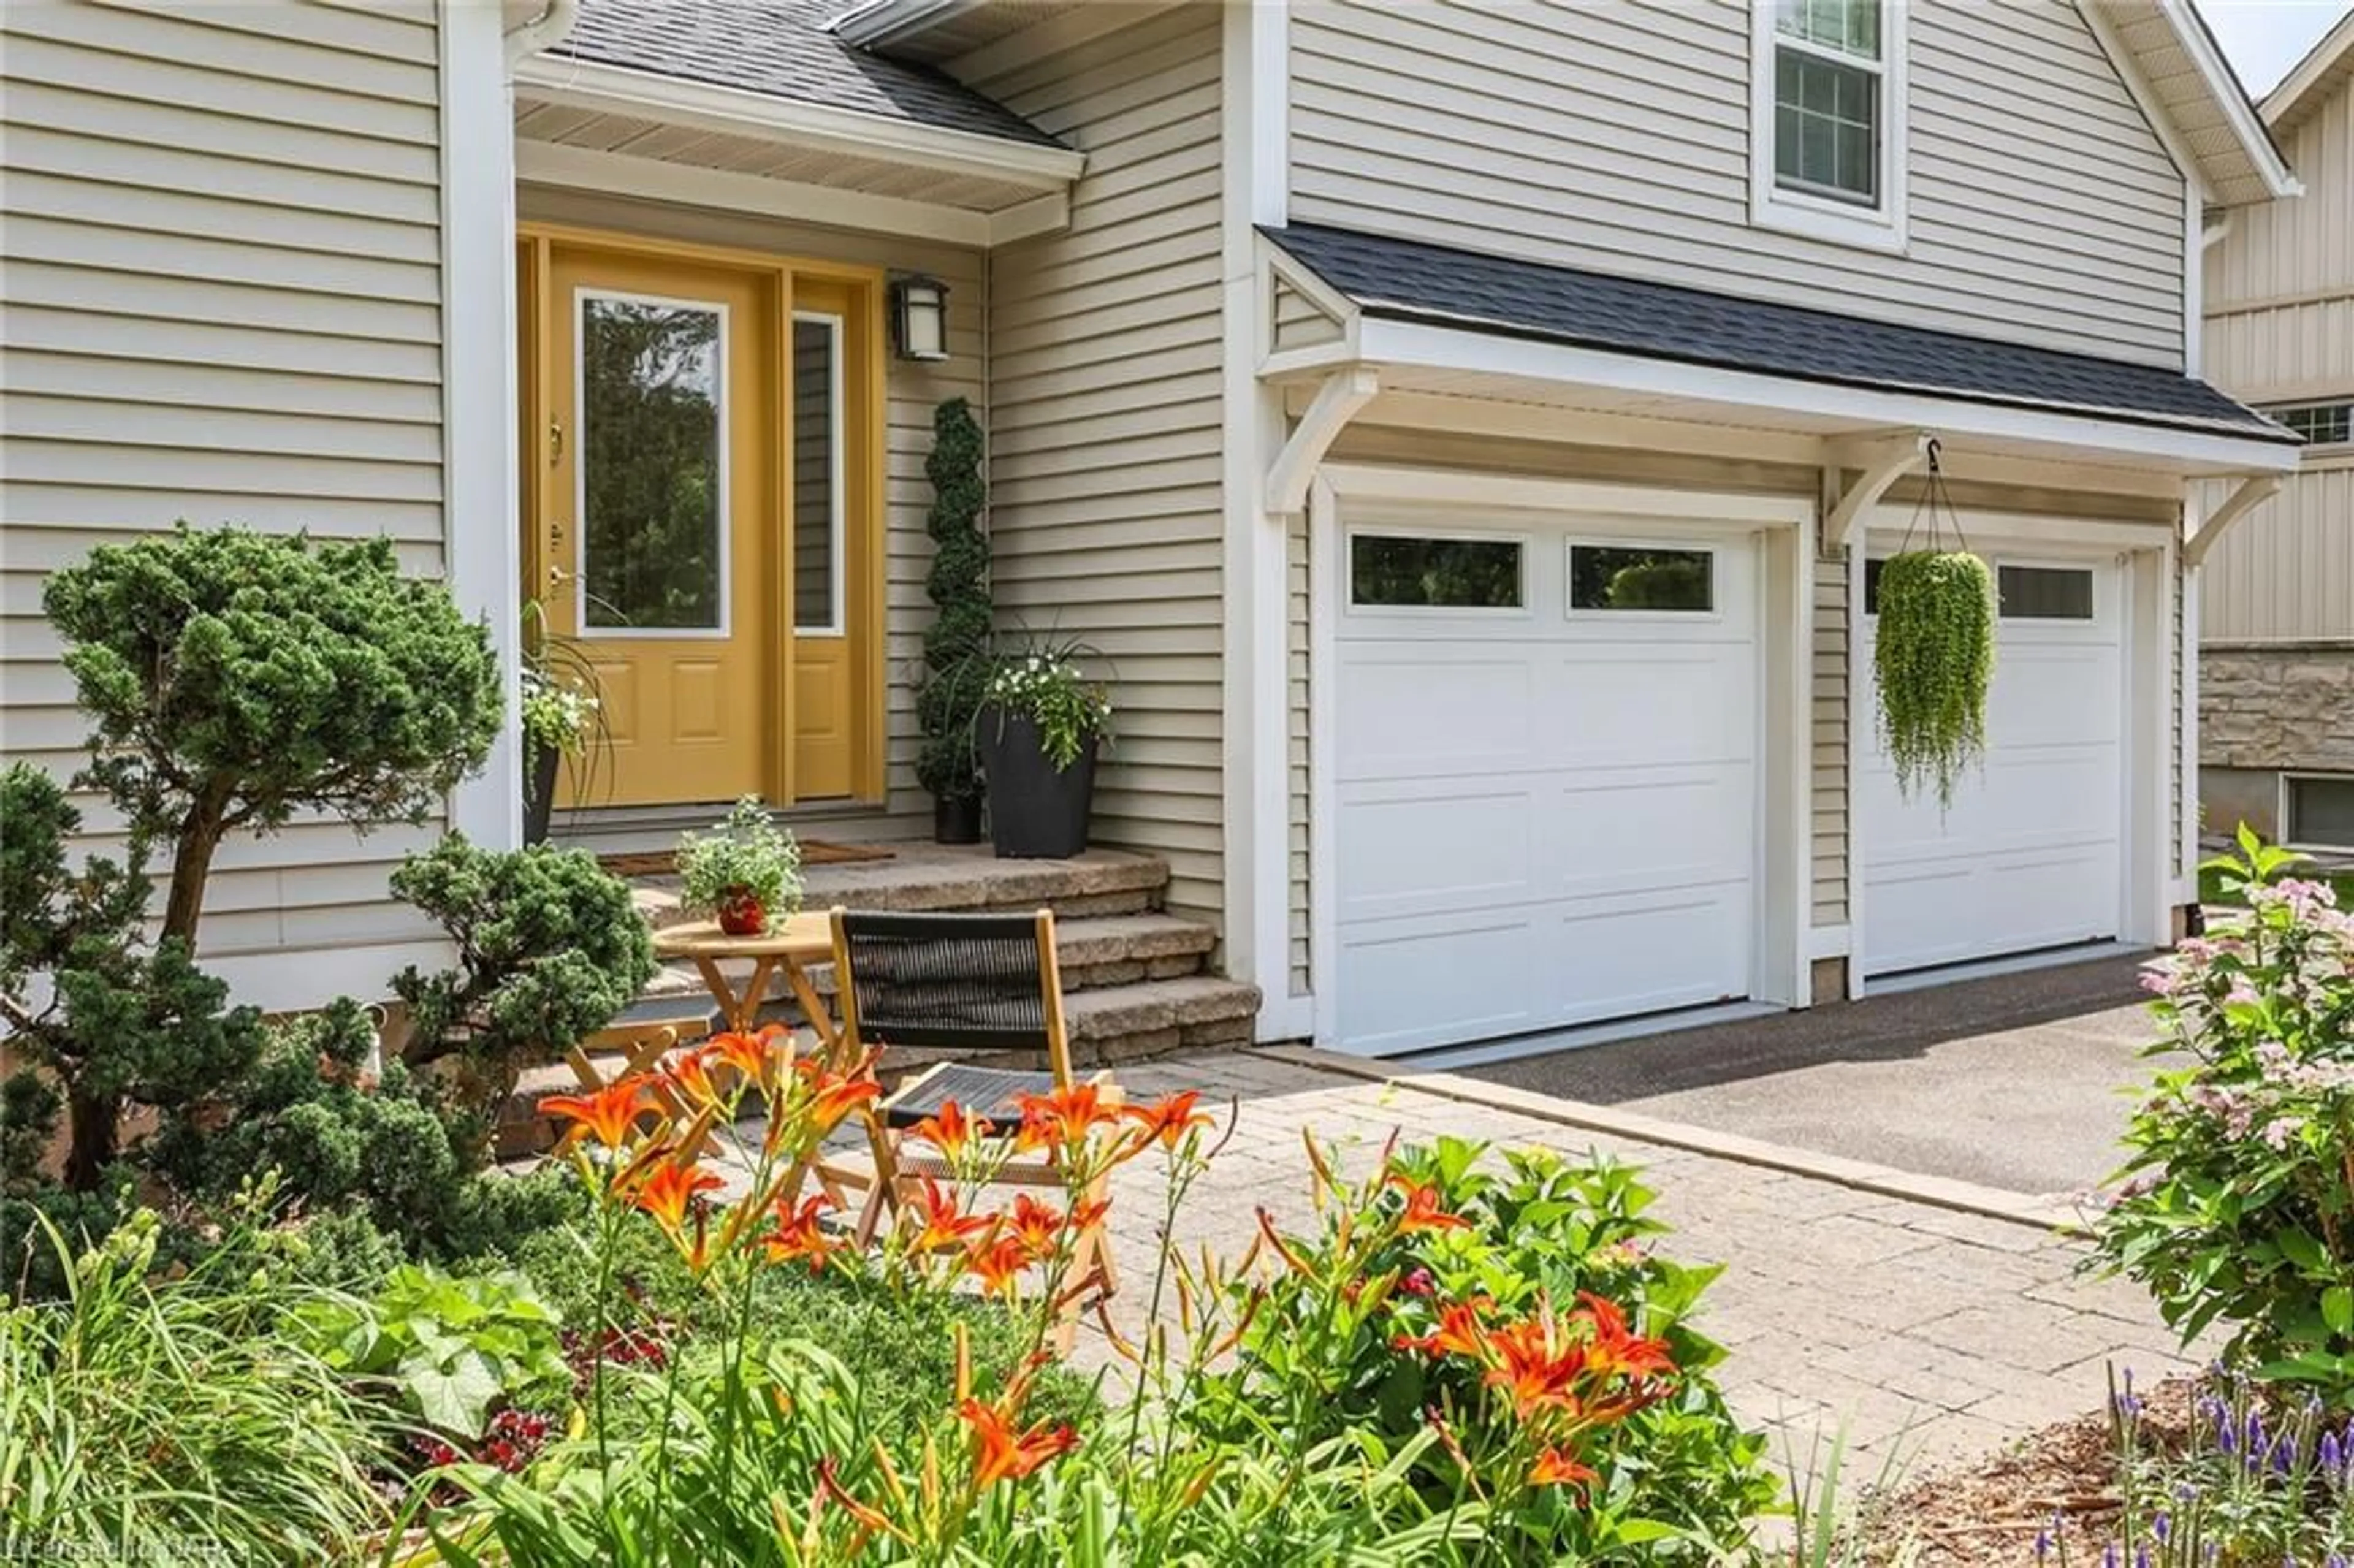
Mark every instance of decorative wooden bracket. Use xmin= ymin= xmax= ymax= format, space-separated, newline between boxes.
xmin=2183 ymin=474 xmax=2282 ymax=568
xmin=1265 ymin=366 xmax=1379 ymax=516
xmin=1821 ymin=430 xmax=1932 ymax=552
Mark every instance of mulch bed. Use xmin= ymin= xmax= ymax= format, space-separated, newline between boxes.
xmin=1856 ymin=1378 xmax=2196 ymax=1564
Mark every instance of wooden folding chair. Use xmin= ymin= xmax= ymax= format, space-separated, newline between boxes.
xmin=824 ymin=907 xmax=1119 ymax=1353
xmin=554 ymin=994 xmax=717 ymax=1158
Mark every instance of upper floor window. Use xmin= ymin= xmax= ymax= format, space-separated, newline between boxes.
xmin=2266 ymin=402 xmax=2352 ymax=447
xmin=1751 ymin=0 xmax=1906 ymax=253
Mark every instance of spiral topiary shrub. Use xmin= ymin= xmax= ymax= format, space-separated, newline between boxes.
xmin=915 ymin=398 xmax=992 ymax=821
xmin=1873 ymin=550 xmax=1995 ymax=809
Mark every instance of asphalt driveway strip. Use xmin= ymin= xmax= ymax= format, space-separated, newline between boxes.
xmin=1455 ymin=952 xmax=2162 ymax=1201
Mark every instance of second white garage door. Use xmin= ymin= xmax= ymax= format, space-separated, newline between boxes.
xmin=1333 ymin=525 xmax=1759 ymax=1056
xmin=1861 ymin=557 xmax=2125 ymax=977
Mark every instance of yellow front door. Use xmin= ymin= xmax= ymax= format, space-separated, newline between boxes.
xmin=544 ymin=247 xmax=773 ymax=806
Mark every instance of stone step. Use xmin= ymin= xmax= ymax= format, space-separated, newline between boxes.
xmin=630 ymin=845 xmax=1170 ymax=932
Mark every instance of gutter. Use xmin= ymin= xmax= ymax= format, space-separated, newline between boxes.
xmin=831 ymin=0 xmax=988 ymax=50
xmin=505 ymin=0 xmax=581 ymax=64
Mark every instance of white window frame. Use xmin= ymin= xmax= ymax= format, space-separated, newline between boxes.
xmin=1342 ymin=525 xmax=1533 ymax=620
xmin=2282 ymin=772 xmax=2354 ymax=854
xmin=1749 ymin=0 xmax=1908 ymax=254
xmin=790 ymin=310 xmax=848 ymax=637
xmin=574 ymin=286 xmax=732 ymax=641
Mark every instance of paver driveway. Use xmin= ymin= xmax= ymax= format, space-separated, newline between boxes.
xmin=1083 ymin=1047 xmax=2196 ymax=1474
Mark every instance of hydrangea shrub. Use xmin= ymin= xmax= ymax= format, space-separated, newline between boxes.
xmin=2093 ymin=829 xmax=2354 ymax=1392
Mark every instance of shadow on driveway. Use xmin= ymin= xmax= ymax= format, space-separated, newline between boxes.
xmin=1457 ymin=953 xmax=2160 ymax=1200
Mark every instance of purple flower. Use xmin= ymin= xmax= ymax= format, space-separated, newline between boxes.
xmin=2152 ymin=1512 xmax=2169 ymax=1544
xmin=2321 ymin=1428 xmax=2342 ymax=1474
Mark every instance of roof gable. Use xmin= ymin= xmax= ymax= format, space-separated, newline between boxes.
xmin=2079 ymin=0 xmax=2299 ymax=205
xmin=2264 ymin=7 xmax=2354 ymax=137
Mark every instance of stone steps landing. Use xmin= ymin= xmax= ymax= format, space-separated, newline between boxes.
xmin=630 ymin=845 xmax=1170 ymax=932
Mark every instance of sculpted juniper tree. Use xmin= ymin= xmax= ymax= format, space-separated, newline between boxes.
xmin=41 ymin=524 xmax=503 ymax=950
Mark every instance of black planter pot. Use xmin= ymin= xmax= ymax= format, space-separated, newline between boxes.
xmin=977 ymin=709 xmax=1097 ymax=859
xmin=933 ymin=791 xmax=984 ymax=845
xmin=523 ymin=744 xmax=560 ymax=846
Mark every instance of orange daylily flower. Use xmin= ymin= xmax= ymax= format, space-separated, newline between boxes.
xmin=815 ymin=1455 xmax=898 ymax=1539
xmin=1121 ymin=1090 xmax=1213 ymax=1151
xmin=631 ymin=1158 xmax=724 ymax=1237
xmin=1386 ymin=1174 xmax=1470 ymax=1235
xmin=961 ymin=1231 xmax=1031 ymax=1298
xmin=1014 ymin=1083 xmax=1113 ymax=1155
xmin=956 ymin=1398 xmax=1077 ymax=1489
xmin=1529 ymin=1447 xmax=1599 ymax=1490
xmin=1393 ymin=1296 xmax=1492 ymax=1360
xmin=541 ymin=1076 xmax=654 ymax=1150
xmin=908 ymin=1099 xmax=993 ymax=1161
xmin=906 ymin=1179 xmax=992 ymax=1254
xmin=707 ymin=1025 xmax=784 ymax=1089
xmin=1008 ymin=1192 xmax=1065 ymax=1258
xmin=1575 ymin=1291 xmax=1676 ymax=1381
xmin=1482 ymin=1306 xmax=1591 ymax=1421
xmin=797 ymin=1054 xmax=883 ymax=1133
xmin=662 ymin=1045 xmax=722 ymax=1108
xmin=762 ymin=1193 xmax=836 ymax=1273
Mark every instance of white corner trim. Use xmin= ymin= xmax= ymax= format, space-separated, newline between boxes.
xmin=1822 ymin=430 xmax=1930 ymax=550
xmin=516 ymin=140 xmax=1000 ymax=246
xmin=1843 ymin=531 xmax=1868 ymax=1002
xmin=2182 ymin=473 xmax=2284 ymax=567
xmin=2182 ymin=180 xmax=2204 ymax=374
xmin=1351 ymin=317 xmax=2306 ymax=476
xmin=1265 ymin=367 xmax=1378 ymax=515
xmin=511 ymin=55 xmax=1085 ymax=189
xmin=1747 ymin=0 xmax=1909 ymax=254
xmin=1807 ymin=924 xmax=1852 ymax=961
xmin=442 ymin=1 xmax=522 ymax=852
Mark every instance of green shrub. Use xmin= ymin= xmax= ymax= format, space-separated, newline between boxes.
xmin=1198 ymin=1137 xmax=1778 ymax=1562
xmin=0 ymin=1209 xmax=388 ymax=1564
xmin=915 ymin=397 xmax=992 ymax=807
xmin=42 ymin=523 xmax=499 ymax=950
xmin=391 ymin=836 xmax=657 ymax=1138
xmin=2093 ymin=831 xmax=2354 ymax=1393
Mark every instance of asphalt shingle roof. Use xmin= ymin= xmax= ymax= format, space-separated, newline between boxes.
xmin=550 ymin=0 xmax=1064 ymax=150
xmin=1264 ymin=223 xmax=2292 ymax=444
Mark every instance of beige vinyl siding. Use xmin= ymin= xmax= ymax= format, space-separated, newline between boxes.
xmin=0 ymin=0 xmax=448 ymax=965
xmin=517 ymin=185 xmax=988 ymax=838
xmin=1273 ymin=276 xmax=1346 ymax=353
xmin=2201 ymin=80 xmax=2354 ymax=645
xmin=966 ymin=7 xmax=1229 ymax=925
xmin=1289 ymin=0 xmax=2187 ymax=365
xmin=1812 ymin=554 xmax=1851 ymax=929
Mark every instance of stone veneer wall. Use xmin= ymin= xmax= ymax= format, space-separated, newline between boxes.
xmin=2198 ymin=645 xmax=2354 ymax=842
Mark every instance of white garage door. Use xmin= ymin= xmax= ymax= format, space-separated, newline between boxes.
xmin=1861 ymin=557 xmax=2124 ymax=977
xmin=1333 ymin=526 xmax=1758 ymax=1056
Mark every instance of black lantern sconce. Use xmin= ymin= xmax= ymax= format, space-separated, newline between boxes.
xmin=888 ymin=273 xmax=950 ymax=362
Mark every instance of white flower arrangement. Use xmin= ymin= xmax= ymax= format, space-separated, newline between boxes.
xmin=984 ymin=650 xmax=1111 ymax=771
xmin=519 ymin=667 xmax=599 ymax=760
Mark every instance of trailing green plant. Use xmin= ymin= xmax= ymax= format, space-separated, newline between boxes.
xmin=41 ymin=523 xmax=501 ymax=950
xmin=2091 ymin=829 xmax=2354 ymax=1395
xmin=1195 ymin=1136 xmax=1778 ymax=1562
xmin=390 ymin=836 xmax=657 ymax=1135
xmin=0 ymin=1207 xmax=389 ymax=1564
xmin=1872 ymin=549 xmax=1995 ymax=809
xmin=299 ymin=1263 xmax=571 ymax=1440
xmin=983 ymin=633 xmax=1113 ymax=772
xmin=0 ymin=761 xmax=265 ymax=1193
xmin=676 ymin=796 xmax=802 ymax=932
xmin=916 ymin=397 xmax=994 ymax=807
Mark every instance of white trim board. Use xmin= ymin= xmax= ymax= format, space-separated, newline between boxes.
xmin=1347 ymin=319 xmax=2300 ymax=477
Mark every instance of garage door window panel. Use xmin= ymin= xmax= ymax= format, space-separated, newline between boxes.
xmin=1349 ymin=533 xmax=1526 ymax=612
xmin=1569 ymin=543 xmax=1717 ymax=615
xmin=1998 ymin=564 xmax=2096 ymax=621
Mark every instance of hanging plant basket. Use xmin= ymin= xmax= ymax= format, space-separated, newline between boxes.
xmin=1874 ymin=549 xmax=1995 ymax=809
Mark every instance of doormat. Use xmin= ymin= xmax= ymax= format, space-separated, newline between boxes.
xmin=599 ymin=841 xmax=895 ymax=878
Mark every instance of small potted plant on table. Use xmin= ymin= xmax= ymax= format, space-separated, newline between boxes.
xmin=676 ymin=796 xmax=802 ymax=935
xmin=978 ymin=639 xmax=1113 ymax=859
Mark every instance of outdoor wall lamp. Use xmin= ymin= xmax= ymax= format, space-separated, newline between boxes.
xmin=888 ymin=273 xmax=950 ymax=362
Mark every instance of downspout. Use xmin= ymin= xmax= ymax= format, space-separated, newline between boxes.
xmin=505 ymin=0 xmax=581 ymax=65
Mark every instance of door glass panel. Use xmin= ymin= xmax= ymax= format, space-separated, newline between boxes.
xmin=1350 ymin=535 xmax=1523 ymax=609
xmin=792 ymin=316 xmax=840 ymax=632
xmin=1998 ymin=565 xmax=2094 ymax=620
xmin=579 ymin=294 xmax=725 ymax=631
xmin=1570 ymin=546 xmax=1715 ymax=612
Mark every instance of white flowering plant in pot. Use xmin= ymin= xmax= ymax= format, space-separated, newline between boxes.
xmin=977 ymin=637 xmax=1113 ymax=859
xmin=676 ymin=796 xmax=802 ymax=936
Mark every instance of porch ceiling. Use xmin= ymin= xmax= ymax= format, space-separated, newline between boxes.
xmin=514 ymin=96 xmax=1050 ymax=213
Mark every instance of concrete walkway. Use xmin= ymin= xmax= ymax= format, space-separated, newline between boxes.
xmin=1086 ymin=1046 xmax=2197 ymax=1474
xmin=1458 ymin=953 xmax=2158 ymax=1200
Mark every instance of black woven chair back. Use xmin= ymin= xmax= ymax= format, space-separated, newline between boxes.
xmin=835 ymin=910 xmax=1053 ymax=1054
